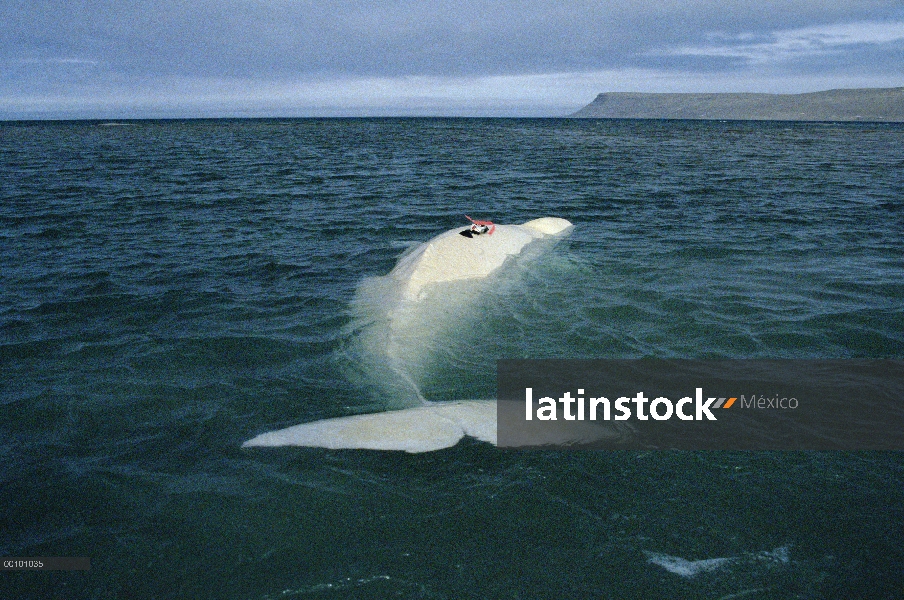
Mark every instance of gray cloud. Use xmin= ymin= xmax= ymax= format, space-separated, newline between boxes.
xmin=654 ymin=20 xmax=904 ymax=65
xmin=2 ymin=0 xmax=903 ymax=117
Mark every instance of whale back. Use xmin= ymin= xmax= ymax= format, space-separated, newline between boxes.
xmin=391 ymin=218 xmax=572 ymax=300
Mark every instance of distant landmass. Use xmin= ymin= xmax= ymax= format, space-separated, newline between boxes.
xmin=570 ymin=87 xmax=904 ymax=121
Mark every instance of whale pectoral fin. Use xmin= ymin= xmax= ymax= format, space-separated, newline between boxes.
xmin=242 ymin=401 xmax=497 ymax=453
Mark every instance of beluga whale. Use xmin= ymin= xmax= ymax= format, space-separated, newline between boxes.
xmin=243 ymin=216 xmax=580 ymax=453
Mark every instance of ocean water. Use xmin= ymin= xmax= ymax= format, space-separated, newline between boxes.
xmin=1 ymin=118 xmax=903 ymax=599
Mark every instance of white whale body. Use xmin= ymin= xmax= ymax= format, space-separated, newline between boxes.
xmin=347 ymin=216 xmax=574 ymax=406
xmin=243 ymin=217 xmax=575 ymax=452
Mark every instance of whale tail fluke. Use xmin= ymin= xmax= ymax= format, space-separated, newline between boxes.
xmin=242 ymin=400 xmax=497 ymax=453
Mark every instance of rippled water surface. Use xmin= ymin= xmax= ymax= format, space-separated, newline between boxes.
xmin=1 ymin=118 xmax=903 ymax=598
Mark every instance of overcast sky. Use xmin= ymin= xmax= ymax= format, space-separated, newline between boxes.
xmin=2 ymin=0 xmax=903 ymax=118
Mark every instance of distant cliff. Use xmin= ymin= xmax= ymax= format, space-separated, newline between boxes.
xmin=570 ymin=87 xmax=904 ymax=121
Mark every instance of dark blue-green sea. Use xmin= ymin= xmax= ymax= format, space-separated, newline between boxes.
xmin=1 ymin=118 xmax=903 ymax=599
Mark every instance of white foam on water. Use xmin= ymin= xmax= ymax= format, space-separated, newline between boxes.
xmin=645 ymin=546 xmax=792 ymax=579
xmin=644 ymin=552 xmax=735 ymax=578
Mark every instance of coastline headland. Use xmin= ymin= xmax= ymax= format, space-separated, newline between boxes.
xmin=570 ymin=87 xmax=904 ymax=121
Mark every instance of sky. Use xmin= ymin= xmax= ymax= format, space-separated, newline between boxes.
xmin=2 ymin=0 xmax=903 ymax=119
